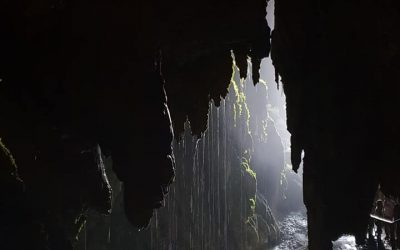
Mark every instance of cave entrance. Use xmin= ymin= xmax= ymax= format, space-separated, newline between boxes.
xmin=158 ymin=54 xmax=307 ymax=250
xmin=259 ymin=55 xmax=362 ymax=250
xmin=152 ymin=1 xmax=308 ymax=248
xmin=256 ymin=52 xmax=307 ymax=250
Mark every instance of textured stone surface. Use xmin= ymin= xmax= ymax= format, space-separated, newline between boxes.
xmin=272 ymin=0 xmax=400 ymax=248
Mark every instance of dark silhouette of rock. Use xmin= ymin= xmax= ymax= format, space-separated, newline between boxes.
xmin=0 ymin=0 xmax=269 ymax=247
xmin=272 ymin=0 xmax=400 ymax=248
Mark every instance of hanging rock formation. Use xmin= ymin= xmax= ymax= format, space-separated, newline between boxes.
xmin=161 ymin=0 xmax=271 ymax=136
xmin=73 ymin=68 xmax=281 ymax=250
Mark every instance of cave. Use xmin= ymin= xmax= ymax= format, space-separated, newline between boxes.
xmin=1 ymin=0 xmax=400 ymax=249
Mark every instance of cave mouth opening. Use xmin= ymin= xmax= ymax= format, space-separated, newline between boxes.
xmin=254 ymin=55 xmax=307 ymax=250
xmin=258 ymin=58 xmax=364 ymax=249
xmin=258 ymin=46 xmax=362 ymax=250
xmin=164 ymin=55 xmax=307 ymax=250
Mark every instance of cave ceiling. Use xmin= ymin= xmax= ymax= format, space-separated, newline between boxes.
xmin=1 ymin=0 xmax=400 ymax=249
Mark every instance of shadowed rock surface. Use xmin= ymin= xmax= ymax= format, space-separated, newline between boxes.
xmin=0 ymin=0 xmax=270 ymax=248
xmin=272 ymin=0 xmax=400 ymax=248
xmin=2 ymin=0 xmax=400 ymax=249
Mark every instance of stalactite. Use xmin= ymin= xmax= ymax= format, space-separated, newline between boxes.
xmin=67 ymin=63 xmax=288 ymax=250
xmin=134 ymin=66 xmax=281 ymax=250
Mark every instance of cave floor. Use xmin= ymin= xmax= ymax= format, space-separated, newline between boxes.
xmin=271 ymin=212 xmax=393 ymax=250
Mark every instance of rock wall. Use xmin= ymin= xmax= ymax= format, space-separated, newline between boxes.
xmin=272 ymin=0 xmax=400 ymax=248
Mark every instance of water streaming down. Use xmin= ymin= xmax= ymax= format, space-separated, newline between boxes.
xmin=67 ymin=54 xmax=364 ymax=250
xmin=73 ymin=2 xmax=307 ymax=248
xmin=73 ymin=61 xmax=299 ymax=250
xmin=145 ymin=57 xmax=316 ymax=250
xmin=147 ymin=65 xmax=283 ymax=250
